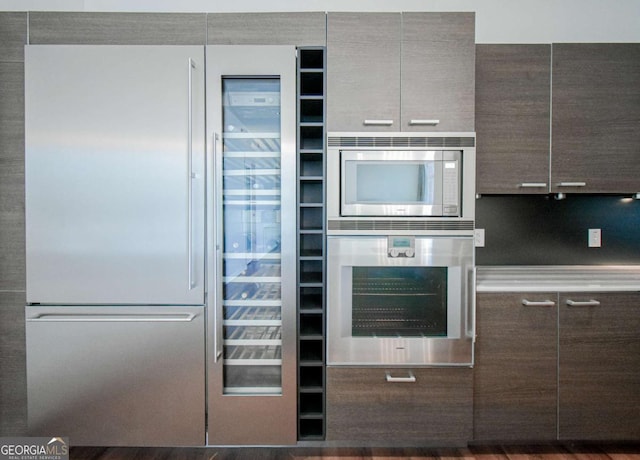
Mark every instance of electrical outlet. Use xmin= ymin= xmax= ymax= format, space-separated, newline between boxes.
xmin=588 ymin=228 xmax=601 ymax=248
xmin=474 ymin=228 xmax=485 ymax=248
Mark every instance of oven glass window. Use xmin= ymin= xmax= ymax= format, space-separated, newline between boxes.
xmin=351 ymin=266 xmax=447 ymax=337
xmin=349 ymin=162 xmax=436 ymax=204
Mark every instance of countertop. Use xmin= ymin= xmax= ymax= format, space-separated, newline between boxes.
xmin=476 ymin=265 xmax=640 ymax=292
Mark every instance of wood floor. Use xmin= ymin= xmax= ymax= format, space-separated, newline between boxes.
xmin=70 ymin=443 xmax=640 ymax=460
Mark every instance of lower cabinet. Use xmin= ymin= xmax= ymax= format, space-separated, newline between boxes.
xmin=474 ymin=292 xmax=558 ymax=441
xmin=475 ymin=291 xmax=640 ymax=442
xmin=326 ymin=367 xmax=473 ymax=444
xmin=559 ymin=292 xmax=640 ymax=440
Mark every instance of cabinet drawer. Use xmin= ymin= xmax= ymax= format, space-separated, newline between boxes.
xmin=326 ymin=367 xmax=472 ymax=443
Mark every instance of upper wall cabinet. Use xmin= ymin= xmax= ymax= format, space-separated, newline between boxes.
xmin=327 ymin=12 xmax=475 ymax=132
xmin=401 ymin=13 xmax=475 ymax=132
xmin=552 ymin=44 xmax=640 ymax=194
xmin=327 ymin=13 xmax=401 ymax=132
xmin=207 ymin=13 xmax=326 ymax=46
xmin=475 ymin=45 xmax=551 ymax=194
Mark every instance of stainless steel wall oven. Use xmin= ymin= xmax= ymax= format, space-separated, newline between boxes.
xmin=327 ymin=235 xmax=475 ymax=366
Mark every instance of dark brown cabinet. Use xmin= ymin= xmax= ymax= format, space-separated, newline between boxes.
xmin=475 ymin=45 xmax=551 ymax=194
xmin=327 ymin=367 xmax=473 ymax=444
xmin=558 ymin=292 xmax=640 ymax=440
xmin=475 ymin=290 xmax=640 ymax=442
xmin=552 ymin=44 xmax=640 ymax=194
xmin=474 ymin=292 xmax=558 ymax=441
xmin=327 ymin=12 xmax=475 ymax=133
xmin=326 ymin=12 xmax=401 ymax=132
xmin=401 ymin=13 xmax=475 ymax=132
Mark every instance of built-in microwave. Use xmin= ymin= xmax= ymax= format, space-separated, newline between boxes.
xmin=327 ymin=132 xmax=476 ymax=234
xmin=341 ymin=150 xmax=461 ymax=217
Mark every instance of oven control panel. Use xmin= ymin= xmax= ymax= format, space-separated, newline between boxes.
xmin=387 ymin=236 xmax=415 ymax=258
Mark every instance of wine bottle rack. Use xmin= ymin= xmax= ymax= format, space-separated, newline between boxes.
xmin=297 ymin=47 xmax=326 ymax=441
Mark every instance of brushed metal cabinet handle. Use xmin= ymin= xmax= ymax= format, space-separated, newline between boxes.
xmin=385 ymin=371 xmax=416 ymax=383
xmin=363 ymin=119 xmax=393 ymax=126
xmin=520 ymin=183 xmax=548 ymax=188
xmin=522 ymin=299 xmax=556 ymax=307
xmin=558 ymin=182 xmax=587 ymax=187
xmin=566 ymin=299 xmax=601 ymax=307
xmin=409 ymin=119 xmax=439 ymax=126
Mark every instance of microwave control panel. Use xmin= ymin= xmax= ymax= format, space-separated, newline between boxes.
xmin=442 ymin=160 xmax=460 ymax=216
xmin=387 ymin=236 xmax=415 ymax=258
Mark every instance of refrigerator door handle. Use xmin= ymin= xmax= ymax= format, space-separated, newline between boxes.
xmin=188 ymin=58 xmax=196 ymax=290
xmin=27 ymin=312 xmax=198 ymax=322
xmin=213 ymin=131 xmax=223 ymax=362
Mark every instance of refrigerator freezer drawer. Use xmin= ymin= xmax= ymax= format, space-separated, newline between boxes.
xmin=25 ymin=306 xmax=205 ymax=446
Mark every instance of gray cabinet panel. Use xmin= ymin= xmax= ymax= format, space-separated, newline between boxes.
xmin=474 ymin=292 xmax=557 ymax=441
xmin=29 ymin=12 xmax=206 ymax=45
xmin=327 ymin=367 xmax=472 ymax=443
xmin=552 ymin=44 xmax=640 ymax=193
xmin=401 ymin=13 xmax=475 ymax=132
xmin=476 ymin=45 xmax=551 ymax=194
xmin=0 ymin=12 xmax=27 ymax=62
xmin=0 ymin=291 xmax=27 ymax=436
xmin=327 ymin=13 xmax=401 ymax=132
xmin=207 ymin=13 xmax=326 ymax=46
xmin=559 ymin=292 xmax=640 ymax=440
xmin=0 ymin=62 xmax=25 ymax=291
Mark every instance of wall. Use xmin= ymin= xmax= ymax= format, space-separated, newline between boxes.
xmin=476 ymin=195 xmax=640 ymax=265
xmin=1 ymin=0 xmax=640 ymax=43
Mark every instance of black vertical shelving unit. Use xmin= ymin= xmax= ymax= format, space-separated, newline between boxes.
xmin=297 ymin=47 xmax=326 ymax=441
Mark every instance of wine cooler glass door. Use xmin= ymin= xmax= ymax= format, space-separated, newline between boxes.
xmin=207 ymin=45 xmax=297 ymax=445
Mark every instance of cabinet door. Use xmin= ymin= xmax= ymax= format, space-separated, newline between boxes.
xmin=474 ymin=292 xmax=558 ymax=441
xmin=327 ymin=13 xmax=401 ymax=132
xmin=559 ymin=292 xmax=640 ymax=440
xmin=401 ymin=13 xmax=475 ymax=132
xmin=327 ymin=367 xmax=472 ymax=443
xmin=552 ymin=44 xmax=640 ymax=193
xmin=476 ymin=45 xmax=551 ymax=194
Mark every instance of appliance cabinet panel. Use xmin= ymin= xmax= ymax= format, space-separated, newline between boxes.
xmin=401 ymin=13 xmax=475 ymax=132
xmin=28 ymin=12 xmax=206 ymax=45
xmin=25 ymin=45 xmax=206 ymax=305
xmin=207 ymin=13 xmax=326 ymax=46
xmin=474 ymin=292 xmax=558 ymax=441
xmin=326 ymin=367 xmax=472 ymax=444
xmin=551 ymin=44 xmax=640 ymax=193
xmin=0 ymin=61 xmax=26 ymax=291
xmin=558 ymin=292 xmax=640 ymax=440
xmin=327 ymin=13 xmax=401 ymax=132
xmin=475 ymin=45 xmax=551 ymax=194
xmin=25 ymin=306 xmax=205 ymax=446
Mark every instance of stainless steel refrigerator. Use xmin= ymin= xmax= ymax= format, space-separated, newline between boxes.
xmin=25 ymin=45 xmax=207 ymax=446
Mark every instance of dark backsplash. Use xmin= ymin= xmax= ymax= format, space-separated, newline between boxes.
xmin=475 ymin=195 xmax=640 ymax=265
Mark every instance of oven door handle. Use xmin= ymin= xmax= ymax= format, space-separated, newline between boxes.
xmin=385 ymin=371 xmax=416 ymax=383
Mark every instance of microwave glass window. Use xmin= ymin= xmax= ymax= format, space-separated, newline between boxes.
xmin=351 ymin=266 xmax=447 ymax=338
xmin=348 ymin=162 xmax=435 ymax=204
